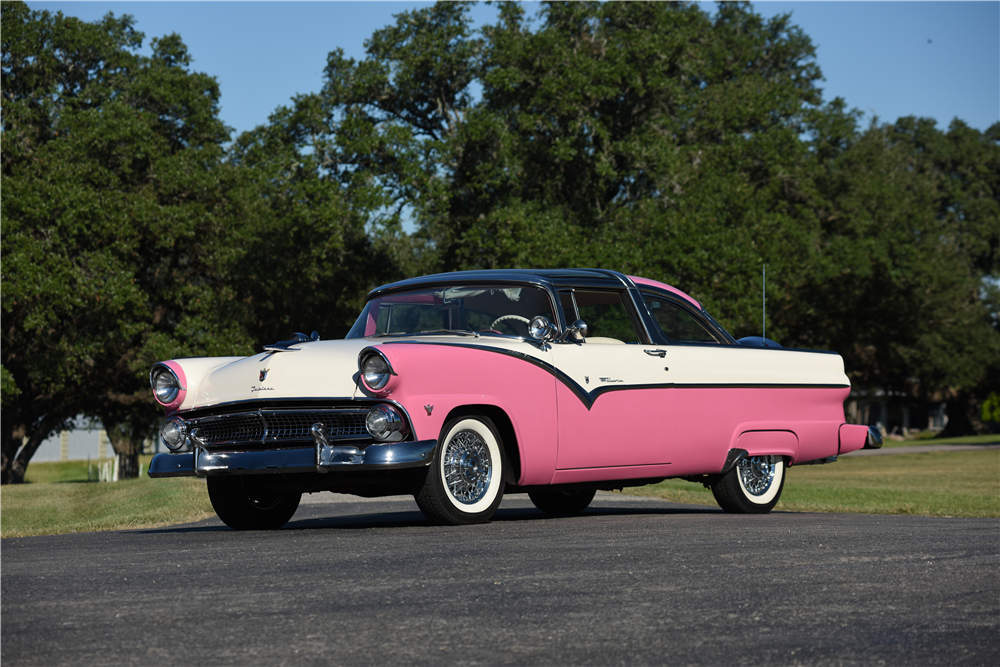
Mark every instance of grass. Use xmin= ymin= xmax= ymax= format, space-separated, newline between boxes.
xmin=882 ymin=433 xmax=1000 ymax=447
xmin=3 ymin=449 xmax=998 ymax=538
xmin=621 ymin=449 xmax=1000 ymax=518
xmin=1 ymin=456 xmax=213 ymax=538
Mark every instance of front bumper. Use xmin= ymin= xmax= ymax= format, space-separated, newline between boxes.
xmin=148 ymin=439 xmax=437 ymax=478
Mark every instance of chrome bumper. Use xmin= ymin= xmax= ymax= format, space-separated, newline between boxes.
xmin=148 ymin=439 xmax=437 ymax=478
xmin=863 ymin=425 xmax=883 ymax=449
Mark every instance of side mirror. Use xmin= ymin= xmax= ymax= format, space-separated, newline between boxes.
xmin=528 ymin=316 xmax=557 ymax=342
xmin=560 ymin=319 xmax=588 ymax=342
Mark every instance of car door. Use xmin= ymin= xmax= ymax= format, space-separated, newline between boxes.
xmin=551 ymin=289 xmax=674 ymax=470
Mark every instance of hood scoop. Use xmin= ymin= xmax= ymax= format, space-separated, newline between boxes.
xmin=263 ymin=331 xmax=321 ymax=353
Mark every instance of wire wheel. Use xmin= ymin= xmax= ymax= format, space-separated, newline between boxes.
xmin=415 ymin=416 xmax=506 ymax=525
xmin=443 ymin=429 xmax=493 ymax=505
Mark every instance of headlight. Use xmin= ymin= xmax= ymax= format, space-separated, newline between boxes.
xmin=366 ymin=405 xmax=406 ymax=441
xmin=159 ymin=416 xmax=188 ymax=451
xmin=362 ymin=354 xmax=392 ymax=390
xmin=151 ymin=366 xmax=182 ymax=405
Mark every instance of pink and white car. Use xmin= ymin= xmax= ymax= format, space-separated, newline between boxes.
xmin=148 ymin=269 xmax=880 ymax=529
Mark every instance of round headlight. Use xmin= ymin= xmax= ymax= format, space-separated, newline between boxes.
xmin=159 ymin=416 xmax=188 ymax=451
xmin=366 ymin=405 xmax=405 ymax=441
xmin=362 ymin=354 xmax=392 ymax=390
xmin=152 ymin=367 xmax=181 ymax=405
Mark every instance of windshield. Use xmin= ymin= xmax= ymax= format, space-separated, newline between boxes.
xmin=346 ymin=285 xmax=556 ymax=339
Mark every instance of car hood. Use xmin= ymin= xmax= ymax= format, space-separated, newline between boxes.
xmin=190 ymin=338 xmax=376 ymax=409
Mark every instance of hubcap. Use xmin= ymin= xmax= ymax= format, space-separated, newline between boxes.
xmin=737 ymin=456 xmax=776 ymax=497
xmin=443 ymin=430 xmax=492 ymax=505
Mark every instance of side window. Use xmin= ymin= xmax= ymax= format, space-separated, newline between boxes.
xmin=645 ymin=296 xmax=720 ymax=344
xmin=573 ymin=291 xmax=641 ymax=343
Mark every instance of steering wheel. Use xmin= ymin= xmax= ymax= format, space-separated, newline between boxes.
xmin=490 ymin=315 xmax=531 ymax=333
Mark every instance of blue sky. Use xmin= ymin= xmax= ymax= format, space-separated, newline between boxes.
xmin=25 ymin=1 xmax=1000 ymax=138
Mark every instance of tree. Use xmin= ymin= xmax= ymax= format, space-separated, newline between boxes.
xmin=1 ymin=3 xmax=252 ymax=482
xmin=274 ymin=0 xmax=997 ymax=427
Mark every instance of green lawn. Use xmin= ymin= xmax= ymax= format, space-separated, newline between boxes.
xmin=882 ymin=433 xmax=1000 ymax=447
xmin=622 ymin=449 xmax=1000 ymax=518
xmin=1 ymin=456 xmax=213 ymax=538
xmin=3 ymin=448 xmax=998 ymax=538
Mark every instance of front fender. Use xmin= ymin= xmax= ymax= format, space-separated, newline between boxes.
xmin=359 ymin=341 xmax=559 ymax=486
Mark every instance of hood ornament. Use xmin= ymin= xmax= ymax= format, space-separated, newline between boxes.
xmin=259 ymin=368 xmax=270 ymax=382
xmin=263 ymin=331 xmax=320 ymax=353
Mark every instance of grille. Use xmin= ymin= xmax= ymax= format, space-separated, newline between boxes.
xmin=189 ymin=409 xmax=370 ymax=448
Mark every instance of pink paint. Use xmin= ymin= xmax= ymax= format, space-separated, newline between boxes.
xmin=361 ymin=342 xmax=559 ymax=486
xmin=368 ymin=341 xmax=850 ymax=485
xmin=551 ymin=464 xmax=674 ymax=485
xmin=555 ymin=386 xmax=673 ymax=469
xmin=838 ymin=424 xmax=869 ymax=455
xmin=160 ymin=360 xmax=188 ymax=415
xmin=629 ymin=276 xmax=701 ymax=309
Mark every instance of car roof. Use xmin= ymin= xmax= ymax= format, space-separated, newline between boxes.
xmin=368 ymin=269 xmax=635 ymax=298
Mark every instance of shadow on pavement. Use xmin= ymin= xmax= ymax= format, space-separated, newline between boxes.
xmin=142 ymin=501 xmax=721 ymax=534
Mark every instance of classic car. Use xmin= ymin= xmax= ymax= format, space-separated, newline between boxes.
xmin=148 ymin=269 xmax=880 ymax=529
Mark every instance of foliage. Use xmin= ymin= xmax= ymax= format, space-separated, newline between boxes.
xmin=2 ymin=0 xmax=998 ymax=485
xmin=983 ymin=392 xmax=1000 ymax=424
xmin=1 ymin=3 xmax=252 ymax=482
xmin=287 ymin=0 xmax=997 ymax=415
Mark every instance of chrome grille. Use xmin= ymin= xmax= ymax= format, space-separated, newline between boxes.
xmin=188 ymin=409 xmax=370 ymax=448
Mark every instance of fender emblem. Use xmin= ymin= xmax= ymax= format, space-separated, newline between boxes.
xmin=259 ymin=368 xmax=270 ymax=382
xmin=424 ymin=404 xmax=434 ymax=416
xmin=585 ymin=376 xmax=589 ymax=384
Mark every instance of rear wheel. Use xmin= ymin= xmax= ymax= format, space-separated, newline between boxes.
xmin=710 ymin=455 xmax=785 ymax=514
xmin=207 ymin=476 xmax=301 ymax=530
xmin=415 ymin=416 xmax=505 ymax=525
xmin=528 ymin=488 xmax=596 ymax=516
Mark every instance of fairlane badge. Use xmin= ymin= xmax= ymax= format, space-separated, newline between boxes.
xmin=600 ymin=377 xmax=624 ymax=383
xmin=259 ymin=368 xmax=270 ymax=382
xmin=251 ymin=386 xmax=274 ymax=393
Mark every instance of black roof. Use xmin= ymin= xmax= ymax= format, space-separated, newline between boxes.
xmin=368 ymin=269 xmax=636 ymax=299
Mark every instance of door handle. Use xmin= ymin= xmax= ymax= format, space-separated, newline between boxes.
xmin=644 ymin=349 xmax=666 ymax=358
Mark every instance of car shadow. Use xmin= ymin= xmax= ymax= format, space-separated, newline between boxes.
xmin=142 ymin=502 xmax=721 ymax=534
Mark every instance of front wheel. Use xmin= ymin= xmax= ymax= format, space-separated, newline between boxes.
xmin=415 ymin=416 xmax=505 ymax=525
xmin=207 ymin=476 xmax=301 ymax=530
xmin=528 ymin=488 xmax=596 ymax=516
xmin=710 ymin=455 xmax=785 ymax=514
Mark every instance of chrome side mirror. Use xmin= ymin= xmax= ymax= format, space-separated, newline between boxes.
xmin=560 ymin=319 xmax=588 ymax=342
xmin=528 ymin=316 xmax=557 ymax=341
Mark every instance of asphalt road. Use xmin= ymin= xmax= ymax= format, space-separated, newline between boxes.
xmin=2 ymin=493 xmax=997 ymax=666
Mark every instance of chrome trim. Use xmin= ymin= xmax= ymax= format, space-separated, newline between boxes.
xmin=150 ymin=362 xmax=188 ymax=391
xmin=262 ymin=331 xmax=320 ymax=353
xmin=148 ymin=438 xmax=437 ymax=478
xmin=357 ymin=347 xmax=397 ymax=389
xmin=624 ymin=288 xmax=654 ymax=344
xmin=864 ymin=426 xmax=883 ymax=449
xmin=175 ymin=408 xmax=371 ymax=448
xmin=644 ymin=349 xmax=666 ymax=358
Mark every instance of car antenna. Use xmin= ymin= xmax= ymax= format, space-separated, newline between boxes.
xmin=762 ymin=264 xmax=766 ymax=341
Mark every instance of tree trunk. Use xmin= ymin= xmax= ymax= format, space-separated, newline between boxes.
xmin=116 ymin=449 xmax=140 ymax=479
xmin=1 ymin=414 xmax=63 ymax=484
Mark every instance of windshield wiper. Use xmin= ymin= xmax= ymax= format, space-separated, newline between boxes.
xmin=419 ymin=329 xmax=481 ymax=338
xmin=369 ymin=332 xmax=412 ymax=338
